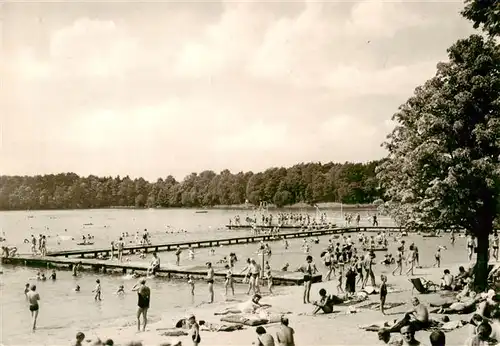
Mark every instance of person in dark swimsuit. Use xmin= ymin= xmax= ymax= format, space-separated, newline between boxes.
xmin=207 ymin=262 xmax=215 ymax=303
xmin=132 ymin=279 xmax=150 ymax=332
xmin=301 ymin=255 xmax=318 ymax=304
xmin=27 ymin=284 xmax=40 ymax=331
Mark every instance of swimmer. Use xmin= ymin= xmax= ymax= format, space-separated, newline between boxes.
xmin=24 ymin=283 xmax=30 ymax=296
xmin=116 ymin=285 xmax=125 ymax=294
xmin=49 ymin=270 xmax=56 ymax=280
xmin=75 ymin=285 xmax=81 ymax=292
xmin=27 ymin=284 xmax=40 ymax=331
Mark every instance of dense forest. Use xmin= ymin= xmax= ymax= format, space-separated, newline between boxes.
xmin=0 ymin=161 xmax=383 ymax=210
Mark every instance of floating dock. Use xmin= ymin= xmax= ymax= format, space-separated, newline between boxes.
xmin=0 ymin=255 xmax=321 ymax=286
xmin=225 ymin=224 xmax=336 ymax=230
xmin=47 ymin=226 xmax=403 ymax=259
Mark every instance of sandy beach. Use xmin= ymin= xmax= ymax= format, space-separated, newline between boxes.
xmin=52 ymin=260 xmax=479 ymax=346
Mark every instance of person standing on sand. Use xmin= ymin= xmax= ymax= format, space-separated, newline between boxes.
xmin=380 ymin=275 xmax=388 ymax=315
xmin=188 ymin=314 xmax=200 ymax=346
xmin=276 ymin=316 xmax=295 ymax=346
xmin=224 ymin=264 xmax=235 ymax=297
xmin=392 ymin=247 xmax=403 ymax=276
xmin=300 ymin=255 xmax=318 ymax=304
xmin=405 ymin=245 xmax=416 ymax=276
xmin=132 ymin=279 xmax=150 ymax=332
xmin=206 ymin=262 xmax=214 ymax=303
xmin=188 ymin=275 xmax=195 ymax=299
xmin=93 ymin=279 xmax=102 ymax=301
xmin=362 ymin=251 xmax=376 ymax=288
xmin=26 ymin=284 xmax=40 ymax=331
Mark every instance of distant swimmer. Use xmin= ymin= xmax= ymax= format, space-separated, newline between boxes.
xmin=74 ymin=285 xmax=81 ymax=292
xmin=24 ymin=283 xmax=30 ymax=296
xmin=116 ymin=285 xmax=125 ymax=295
xmin=132 ymin=279 xmax=150 ymax=332
xmin=49 ymin=270 xmax=56 ymax=280
xmin=26 ymin=284 xmax=40 ymax=331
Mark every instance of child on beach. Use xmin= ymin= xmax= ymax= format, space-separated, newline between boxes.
xmin=336 ymin=265 xmax=344 ymax=294
xmin=188 ymin=314 xmax=200 ymax=346
xmin=434 ymin=248 xmax=441 ymax=268
xmin=380 ymin=275 xmax=388 ymax=315
xmin=392 ymin=247 xmax=403 ymax=276
xmin=224 ymin=265 xmax=234 ymax=297
xmin=93 ymin=279 xmax=102 ymax=301
xmin=265 ymin=261 xmax=273 ymax=294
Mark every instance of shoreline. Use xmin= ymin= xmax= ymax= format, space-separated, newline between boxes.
xmin=31 ymin=257 xmax=482 ymax=346
xmin=79 ymin=262 xmax=476 ymax=346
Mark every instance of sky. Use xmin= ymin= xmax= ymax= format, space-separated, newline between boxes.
xmin=0 ymin=0 xmax=475 ymax=181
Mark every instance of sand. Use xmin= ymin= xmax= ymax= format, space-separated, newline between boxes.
xmin=54 ymin=261 xmax=482 ymax=346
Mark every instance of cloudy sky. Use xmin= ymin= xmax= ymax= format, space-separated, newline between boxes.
xmin=1 ymin=0 xmax=474 ymax=180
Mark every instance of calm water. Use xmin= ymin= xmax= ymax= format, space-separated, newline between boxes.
xmin=0 ymin=208 xmax=468 ymax=345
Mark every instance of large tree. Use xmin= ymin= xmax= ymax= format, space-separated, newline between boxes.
xmin=376 ymin=33 xmax=500 ymax=291
xmin=462 ymin=0 xmax=500 ymax=37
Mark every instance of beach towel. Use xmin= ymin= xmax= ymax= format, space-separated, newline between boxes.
xmin=358 ymin=301 xmax=406 ymax=311
xmin=220 ymin=315 xmax=268 ymax=326
xmin=200 ymin=323 xmax=244 ymax=332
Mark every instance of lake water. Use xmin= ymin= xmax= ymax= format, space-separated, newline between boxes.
xmin=0 ymin=208 xmax=469 ymax=345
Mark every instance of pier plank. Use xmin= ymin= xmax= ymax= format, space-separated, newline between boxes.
xmin=46 ymin=226 xmax=403 ymax=258
xmin=0 ymin=255 xmax=321 ymax=286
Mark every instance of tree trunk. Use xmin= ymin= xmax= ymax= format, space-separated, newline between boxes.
xmin=474 ymin=218 xmax=493 ymax=292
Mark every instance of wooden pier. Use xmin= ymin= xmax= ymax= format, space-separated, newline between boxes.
xmin=225 ymin=224 xmax=336 ymax=230
xmin=0 ymin=255 xmax=321 ymax=286
xmin=47 ymin=226 xmax=402 ymax=259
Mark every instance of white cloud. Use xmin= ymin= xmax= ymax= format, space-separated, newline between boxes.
xmin=49 ymin=18 xmax=139 ymax=78
xmin=0 ymin=0 xmax=474 ymax=179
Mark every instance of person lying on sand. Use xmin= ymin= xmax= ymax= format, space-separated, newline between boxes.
xmin=430 ymin=291 xmax=482 ymax=314
xmin=312 ymin=288 xmax=344 ymax=314
xmin=214 ymin=294 xmax=271 ymax=315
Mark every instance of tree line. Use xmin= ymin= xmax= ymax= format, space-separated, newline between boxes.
xmin=0 ymin=161 xmax=382 ymax=210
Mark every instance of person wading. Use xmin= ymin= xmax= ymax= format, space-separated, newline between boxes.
xmin=132 ymin=279 xmax=150 ymax=332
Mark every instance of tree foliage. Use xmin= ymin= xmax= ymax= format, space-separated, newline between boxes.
xmin=0 ymin=161 xmax=382 ymax=210
xmin=377 ymin=34 xmax=500 ymax=290
xmin=462 ymin=0 xmax=500 ymax=37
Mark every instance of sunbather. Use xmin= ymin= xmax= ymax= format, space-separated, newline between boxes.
xmin=386 ymin=297 xmax=430 ymax=333
xmin=214 ymin=294 xmax=271 ymax=315
xmin=312 ymin=288 xmax=344 ymax=314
